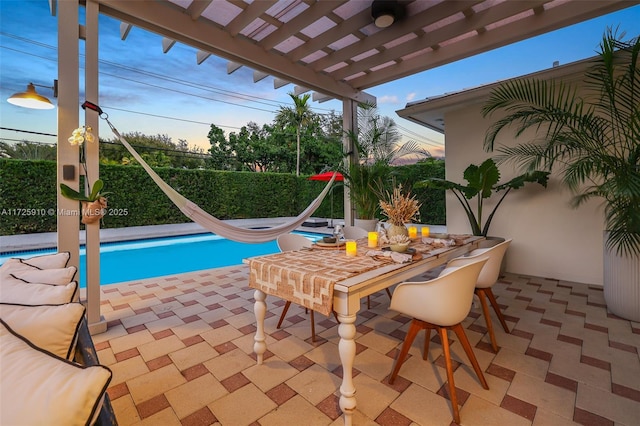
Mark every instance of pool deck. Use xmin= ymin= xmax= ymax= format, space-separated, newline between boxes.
xmin=0 ymin=218 xmax=448 ymax=253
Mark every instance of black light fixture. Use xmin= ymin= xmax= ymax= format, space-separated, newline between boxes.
xmin=371 ymin=0 xmax=405 ymax=29
xmin=7 ymin=80 xmax=58 ymax=110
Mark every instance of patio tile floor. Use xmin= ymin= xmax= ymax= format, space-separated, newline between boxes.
xmin=88 ymin=265 xmax=640 ymax=425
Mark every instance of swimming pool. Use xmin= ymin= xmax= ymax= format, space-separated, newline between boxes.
xmin=0 ymin=232 xmax=324 ymax=288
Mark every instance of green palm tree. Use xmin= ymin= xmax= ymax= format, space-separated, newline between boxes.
xmin=482 ymin=28 xmax=640 ymax=256
xmin=276 ymin=93 xmax=313 ymax=176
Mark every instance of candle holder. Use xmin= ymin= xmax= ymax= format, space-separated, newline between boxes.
xmin=421 ymin=226 xmax=430 ymax=237
xmin=368 ymin=232 xmax=378 ymax=248
xmin=408 ymin=226 xmax=418 ymax=239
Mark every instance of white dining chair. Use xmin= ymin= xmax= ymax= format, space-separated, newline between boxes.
xmin=387 ymin=258 xmax=489 ymax=424
xmin=447 ymin=239 xmax=512 ymax=352
xmin=342 ymin=225 xmax=369 ymax=240
xmin=275 ymin=233 xmax=337 ymax=342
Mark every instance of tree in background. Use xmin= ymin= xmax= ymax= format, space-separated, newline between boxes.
xmin=0 ymin=141 xmax=57 ymax=160
xmin=275 ymin=93 xmax=314 ymax=176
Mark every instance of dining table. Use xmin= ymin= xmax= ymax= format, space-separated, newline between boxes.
xmin=246 ymin=234 xmax=485 ymax=426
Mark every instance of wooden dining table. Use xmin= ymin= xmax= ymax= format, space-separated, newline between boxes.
xmin=246 ymin=234 xmax=485 ymax=426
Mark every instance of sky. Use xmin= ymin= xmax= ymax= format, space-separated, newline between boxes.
xmin=1 ymin=1 xmax=639 ymax=159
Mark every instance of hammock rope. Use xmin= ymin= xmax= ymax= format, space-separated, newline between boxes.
xmin=99 ymin=113 xmax=335 ymax=243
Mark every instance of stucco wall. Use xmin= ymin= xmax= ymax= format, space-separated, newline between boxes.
xmin=443 ymin=106 xmax=605 ymax=286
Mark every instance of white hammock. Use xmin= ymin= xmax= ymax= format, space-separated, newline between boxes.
xmin=105 ymin=119 xmax=336 ymax=243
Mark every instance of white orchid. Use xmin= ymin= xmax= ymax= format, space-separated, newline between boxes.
xmin=67 ymin=126 xmax=95 ymax=146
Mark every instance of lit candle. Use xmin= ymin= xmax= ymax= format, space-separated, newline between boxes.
xmin=368 ymin=232 xmax=378 ymax=248
xmin=408 ymin=226 xmax=418 ymax=239
xmin=421 ymin=226 xmax=430 ymax=237
xmin=346 ymin=240 xmax=357 ymax=257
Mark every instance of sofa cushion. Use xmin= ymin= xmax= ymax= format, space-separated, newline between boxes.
xmin=1 ymin=252 xmax=70 ymax=270
xmin=0 ymin=277 xmax=78 ymax=305
xmin=0 ymin=319 xmax=112 ymax=426
xmin=9 ymin=266 xmax=78 ymax=285
xmin=0 ymin=303 xmax=86 ymax=360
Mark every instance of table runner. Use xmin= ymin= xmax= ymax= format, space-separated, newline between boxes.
xmin=248 ymin=245 xmax=384 ymax=316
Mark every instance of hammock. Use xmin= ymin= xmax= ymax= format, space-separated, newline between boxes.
xmin=101 ymin=116 xmax=336 ymax=243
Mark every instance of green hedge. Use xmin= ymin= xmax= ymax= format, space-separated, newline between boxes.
xmin=0 ymin=158 xmax=445 ymax=235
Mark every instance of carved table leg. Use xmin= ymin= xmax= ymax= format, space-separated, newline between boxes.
xmin=338 ymin=313 xmax=357 ymax=426
xmin=253 ymin=289 xmax=267 ymax=365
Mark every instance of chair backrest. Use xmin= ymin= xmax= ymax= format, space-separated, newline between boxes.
xmin=342 ymin=225 xmax=369 ymax=240
xmin=447 ymin=239 xmax=511 ymax=288
xmin=389 ymin=258 xmax=487 ymax=326
xmin=276 ymin=233 xmax=313 ymax=252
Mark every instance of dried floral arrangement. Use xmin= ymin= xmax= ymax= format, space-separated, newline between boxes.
xmin=379 ymin=185 xmax=421 ymax=226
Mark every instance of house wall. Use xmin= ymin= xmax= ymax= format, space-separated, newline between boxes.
xmin=443 ymin=106 xmax=605 ymax=286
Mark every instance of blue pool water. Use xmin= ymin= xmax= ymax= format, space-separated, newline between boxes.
xmin=0 ymin=232 xmax=324 ymax=288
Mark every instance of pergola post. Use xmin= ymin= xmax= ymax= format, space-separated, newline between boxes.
xmin=56 ymin=1 xmax=80 ymax=287
xmin=84 ymin=0 xmax=106 ymax=334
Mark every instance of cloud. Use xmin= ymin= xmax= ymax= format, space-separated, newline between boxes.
xmin=406 ymin=92 xmax=417 ymax=101
xmin=377 ymin=95 xmax=399 ymax=104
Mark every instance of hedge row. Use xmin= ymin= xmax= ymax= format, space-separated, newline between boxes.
xmin=0 ymin=159 xmax=444 ymax=235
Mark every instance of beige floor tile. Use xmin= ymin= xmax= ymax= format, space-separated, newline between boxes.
xmin=169 ymin=341 xmax=218 ymax=371
xmin=352 ymin=373 xmax=399 ymax=420
xmin=170 ymin=319 xmax=211 ymax=340
xmin=356 ymin=329 xmax=401 ymax=356
xmin=165 ymin=373 xmax=228 ymax=419
xmin=393 ymin=351 xmax=446 ymax=392
xmin=532 ymin=408 xmax=577 ymax=426
xmin=208 ymin=383 xmax=277 ymax=425
xmin=390 ymin=383 xmax=457 ymax=426
xmin=110 ymin=395 xmax=140 ymax=426
xmin=267 ymin=334 xmax=314 ymax=362
xmin=197 ymin=306 xmax=234 ymax=324
xmin=109 ymin=329 xmax=155 ymax=354
xmin=305 ymin=342 xmax=342 ymax=373
xmin=204 ymin=347 xmax=255 ymax=381
xmin=200 ymin=324 xmax=243 ymax=347
xmin=92 ymin=324 xmax=127 ymax=344
xmin=461 ymin=394 xmax=531 ymax=426
xmin=120 ymin=310 xmax=160 ymax=329
xmin=508 ymin=373 xmax=576 ymax=419
xmin=137 ymin=335 xmax=186 ymax=362
xmin=353 ymin=347 xmax=395 ymax=381
xmin=172 ymin=303 xmax=208 ymax=319
xmin=243 ymin=358 xmax=299 ymax=392
xmin=492 ymin=347 xmax=549 ymax=380
xmin=135 ymin=407 xmax=181 ymax=426
xmin=548 ymin=344 xmax=611 ymax=391
xmin=224 ymin=310 xmax=258 ymax=329
xmin=97 ymin=347 xmax=117 ymax=366
xmin=328 ymin=409 xmax=376 ymax=426
xmin=286 ymin=364 xmax=342 ymax=405
xmin=126 ymin=364 xmax=187 ymax=404
xmin=110 ymin=356 xmax=150 ymax=386
xmin=258 ymin=394 xmax=332 ymax=426
xmin=576 ymin=382 xmax=640 ymax=425
xmin=454 ymin=366 xmax=508 ymax=406
xmin=143 ymin=315 xmax=184 ymax=335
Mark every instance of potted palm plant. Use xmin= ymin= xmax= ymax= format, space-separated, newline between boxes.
xmin=481 ymin=28 xmax=640 ymax=321
xmin=418 ymin=158 xmax=549 ymax=237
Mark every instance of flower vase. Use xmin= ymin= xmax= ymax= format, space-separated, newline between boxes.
xmin=81 ymin=198 xmax=107 ymax=225
xmin=387 ymin=224 xmax=408 ymax=239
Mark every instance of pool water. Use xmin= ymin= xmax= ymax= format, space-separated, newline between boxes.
xmin=0 ymin=232 xmax=324 ymax=288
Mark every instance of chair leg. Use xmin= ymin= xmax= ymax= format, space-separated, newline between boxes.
xmin=439 ymin=327 xmax=460 ymax=425
xmin=423 ymin=327 xmax=432 ymax=360
xmin=389 ymin=319 xmax=423 ymax=384
xmin=367 ymin=295 xmax=371 ymax=309
xmin=452 ymin=324 xmax=489 ymax=390
xmin=277 ymin=301 xmax=292 ymax=329
xmin=484 ymin=288 xmax=510 ymax=333
xmin=332 ymin=311 xmax=339 ymax=323
xmin=476 ymin=290 xmax=499 ymax=352
xmin=385 ymin=288 xmax=392 ymax=298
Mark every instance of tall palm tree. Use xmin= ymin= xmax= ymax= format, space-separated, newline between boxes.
xmin=482 ymin=28 xmax=640 ymax=256
xmin=276 ymin=93 xmax=313 ymax=176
